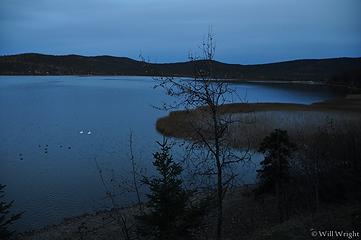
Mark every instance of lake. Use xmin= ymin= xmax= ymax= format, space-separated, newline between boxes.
xmin=0 ymin=76 xmax=346 ymax=231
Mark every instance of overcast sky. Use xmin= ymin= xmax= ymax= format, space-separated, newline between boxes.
xmin=0 ymin=0 xmax=360 ymax=64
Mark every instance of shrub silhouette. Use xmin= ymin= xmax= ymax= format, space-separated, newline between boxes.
xmin=0 ymin=184 xmax=23 ymax=240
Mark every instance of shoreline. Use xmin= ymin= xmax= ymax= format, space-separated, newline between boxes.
xmin=1 ymin=75 xmax=360 ymax=90
xmin=16 ymin=205 xmax=141 ymax=240
xmin=17 ymin=185 xmax=361 ymax=240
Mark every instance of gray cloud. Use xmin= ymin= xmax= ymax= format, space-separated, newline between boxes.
xmin=1 ymin=0 xmax=360 ymax=63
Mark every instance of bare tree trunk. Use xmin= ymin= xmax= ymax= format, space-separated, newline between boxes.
xmin=313 ymin=149 xmax=320 ymax=213
xmin=212 ymin=108 xmax=223 ymax=240
xmin=276 ymin=133 xmax=283 ymax=223
xmin=276 ymin=181 xmax=283 ymax=223
xmin=216 ymin=160 xmax=223 ymax=240
xmin=129 ymin=131 xmax=143 ymax=212
xmin=314 ymin=162 xmax=320 ymax=212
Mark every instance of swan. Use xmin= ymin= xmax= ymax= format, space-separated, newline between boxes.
xmin=87 ymin=131 xmax=92 ymax=135
xmin=79 ymin=130 xmax=84 ymax=134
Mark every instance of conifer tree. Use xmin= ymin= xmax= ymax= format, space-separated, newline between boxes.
xmin=256 ymin=129 xmax=296 ymax=222
xmin=137 ymin=139 xmax=191 ymax=239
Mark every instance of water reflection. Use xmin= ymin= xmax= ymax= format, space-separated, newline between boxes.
xmin=0 ymin=76 xmax=345 ymax=231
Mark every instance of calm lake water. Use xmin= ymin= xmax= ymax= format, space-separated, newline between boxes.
xmin=0 ymin=76 xmax=345 ymax=231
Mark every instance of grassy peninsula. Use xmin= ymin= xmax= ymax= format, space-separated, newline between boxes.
xmin=156 ymin=95 xmax=361 ymax=149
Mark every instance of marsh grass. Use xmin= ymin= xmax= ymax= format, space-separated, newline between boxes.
xmin=156 ymin=96 xmax=361 ymax=150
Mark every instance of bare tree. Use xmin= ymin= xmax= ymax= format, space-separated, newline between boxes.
xmin=154 ymin=30 xmax=250 ymax=240
xmin=94 ymin=158 xmax=133 ymax=240
xmin=129 ymin=130 xmax=143 ymax=213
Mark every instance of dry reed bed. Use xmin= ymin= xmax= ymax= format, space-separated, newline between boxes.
xmin=156 ymin=95 xmax=361 ymax=149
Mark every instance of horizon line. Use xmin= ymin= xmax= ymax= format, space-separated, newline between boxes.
xmin=1 ymin=52 xmax=361 ymax=66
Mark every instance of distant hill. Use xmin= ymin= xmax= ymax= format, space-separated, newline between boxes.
xmin=1 ymin=53 xmax=360 ymax=87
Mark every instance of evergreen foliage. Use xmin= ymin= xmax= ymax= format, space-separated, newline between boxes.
xmin=136 ymin=140 xmax=192 ymax=240
xmin=256 ymin=129 xmax=296 ymax=195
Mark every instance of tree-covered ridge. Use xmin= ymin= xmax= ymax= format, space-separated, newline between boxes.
xmin=1 ymin=53 xmax=360 ymax=87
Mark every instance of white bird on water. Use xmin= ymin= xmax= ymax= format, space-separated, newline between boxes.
xmin=87 ymin=131 xmax=92 ymax=135
xmin=79 ymin=130 xmax=84 ymax=134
